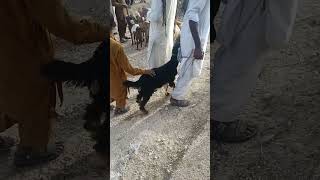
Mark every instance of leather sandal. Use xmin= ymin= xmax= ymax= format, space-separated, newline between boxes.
xmin=14 ymin=141 xmax=64 ymax=167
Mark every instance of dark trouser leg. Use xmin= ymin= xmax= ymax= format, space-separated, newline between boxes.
xmin=211 ymin=0 xmax=221 ymax=42
xmin=117 ymin=20 xmax=127 ymax=39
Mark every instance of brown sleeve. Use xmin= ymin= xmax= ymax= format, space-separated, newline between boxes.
xmin=117 ymin=46 xmax=145 ymax=75
xmin=26 ymin=0 xmax=108 ymax=44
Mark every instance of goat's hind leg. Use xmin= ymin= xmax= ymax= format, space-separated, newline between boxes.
xmin=84 ymin=97 xmax=104 ymax=131
xmin=131 ymin=32 xmax=134 ymax=45
xmin=136 ymin=91 xmax=143 ymax=103
xmin=164 ymin=84 xmax=170 ymax=96
xmin=93 ymin=117 xmax=108 ymax=154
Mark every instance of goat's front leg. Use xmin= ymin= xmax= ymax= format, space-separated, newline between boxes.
xmin=169 ymin=81 xmax=175 ymax=88
xmin=136 ymin=92 xmax=143 ymax=103
xmin=84 ymin=101 xmax=103 ymax=131
xmin=164 ymin=84 xmax=170 ymax=96
xmin=139 ymin=95 xmax=151 ymax=114
xmin=93 ymin=118 xmax=108 ymax=154
xmin=131 ymin=32 xmax=134 ymax=45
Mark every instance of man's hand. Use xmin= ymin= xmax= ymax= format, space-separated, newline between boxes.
xmin=144 ymin=69 xmax=156 ymax=77
xmin=194 ymin=48 xmax=204 ymax=60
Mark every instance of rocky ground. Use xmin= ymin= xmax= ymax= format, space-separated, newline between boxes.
xmin=212 ymin=0 xmax=320 ymax=179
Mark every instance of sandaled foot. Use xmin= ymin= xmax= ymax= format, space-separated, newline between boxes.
xmin=14 ymin=141 xmax=64 ymax=167
xmin=114 ymin=107 xmax=130 ymax=116
xmin=213 ymin=120 xmax=257 ymax=143
xmin=170 ymin=98 xmax=190 ymax=107
xmin=0 ymin=136 xmax=15 ymax=152
xmin=120 ymin=38 xmax=127 ymax=43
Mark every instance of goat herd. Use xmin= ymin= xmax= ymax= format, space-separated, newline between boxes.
xmin=126 ymin=8 xmax=150 ymax=50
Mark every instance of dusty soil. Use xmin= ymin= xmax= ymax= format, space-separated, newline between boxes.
xmin=212 ymin=0 xmax=320 ymax=179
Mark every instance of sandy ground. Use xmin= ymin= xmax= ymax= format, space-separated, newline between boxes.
xmin=212 ymin=0 xmax=320 ymax=179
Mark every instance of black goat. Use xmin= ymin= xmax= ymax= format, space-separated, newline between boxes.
xmin=123 ymin=36 xmax=180 ymax=114
xmin=42 ymin=40 xmax=108 ymax=154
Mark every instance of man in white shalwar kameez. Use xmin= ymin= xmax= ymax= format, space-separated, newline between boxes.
xmin=212 ymin=0 xmax=298 ymax=142
xmin=170 ymin=0 xmax=210 ymax=107
xmin=147 ymin=0 xmax=178 ymax=69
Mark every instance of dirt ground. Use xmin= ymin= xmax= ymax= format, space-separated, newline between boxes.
xmin=212 ymin=0 xmax=320 ymax=179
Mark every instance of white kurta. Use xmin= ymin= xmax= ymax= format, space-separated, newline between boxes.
xmin=171 ymin=0 xmax=210 ymax=100
xmin=147 ymin=0 xmax=177 ymax=68
xmin=212 ymin=0 xmax=298 ymax=122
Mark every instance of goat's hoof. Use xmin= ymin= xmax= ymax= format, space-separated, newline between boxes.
xmin=165 ymin=92 xmax=170 ymax=96
xmin=141 ymin=109 xmax=148 ymax=114
xmin=93 ymin=143 xmax=108 ymax=154
xmin=84 ymin=121 xmax=99 ymax=132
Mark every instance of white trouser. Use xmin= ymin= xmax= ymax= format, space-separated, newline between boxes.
xmin=212 ymin=41 xmax=269 ymax=123
xmin=171 ymin=58 xmax=196 ymax=100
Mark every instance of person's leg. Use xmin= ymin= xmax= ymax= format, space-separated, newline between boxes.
xmin=171 ymin=60 xmax=194 ymax=107
xmin=211 ymin=0 xmax=221 ymax=42
xmin=114 ymin=87 xmax=129 ymax=115
xmin=212 ymin=44 xmax=267 ymax=142
xmin=120 ymin=20 xmax=130 ymax=40
xmin=118 ymin=20 xmax=128 ymax=43
xmin=49 ymin=82 xmax=58 ymax=119
xmin=14 ymin=97 xmax=63 ymax=166
xmin=148 ymin=41 xmax=164 ymax=68
xmin=115 ymin=10 xmax=126 ymax=42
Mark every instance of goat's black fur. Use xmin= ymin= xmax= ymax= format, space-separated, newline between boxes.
xmin=42 ymin=40 xmax=108 ymax=154
xmin=123 ymin=36 xmax=180 ymax=114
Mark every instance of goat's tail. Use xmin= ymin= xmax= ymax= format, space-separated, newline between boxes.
xmin=123 ymin=80 xmax=141 ymax=88
xmin=42 ymin=60 xmax=94 ymax=87
xmin=42 ymin=41 xmax=105 ymax=87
